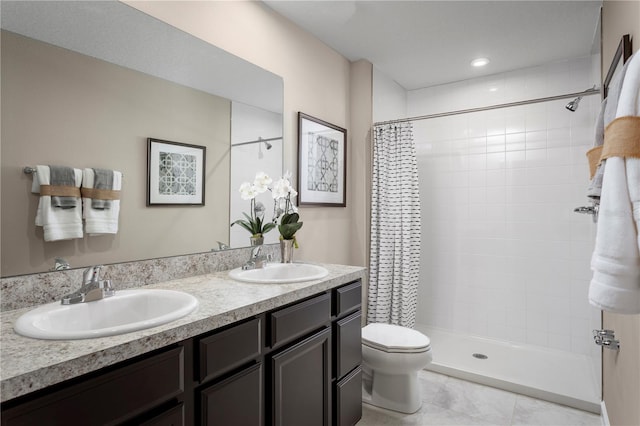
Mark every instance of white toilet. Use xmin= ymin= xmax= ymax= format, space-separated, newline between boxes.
xmin=361 ymin=323 xmax=432 ymax=414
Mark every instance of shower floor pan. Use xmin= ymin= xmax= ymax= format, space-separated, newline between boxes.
xmin=415 ymin=325 xmax=600 ymax=413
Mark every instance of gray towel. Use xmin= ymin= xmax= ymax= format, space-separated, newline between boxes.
xmin=92 ymin=168 xmax=114 ymax=209
xmin=587 ymin=99 xmax=607 ymax=200
xmin=587 ymin=60 xmax=631 ymax=201
xmin=49 ymin=165 xmax=77 ymax=209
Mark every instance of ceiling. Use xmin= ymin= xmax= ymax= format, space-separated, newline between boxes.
xmin=263 ymin=0 xmax=602 ymax=90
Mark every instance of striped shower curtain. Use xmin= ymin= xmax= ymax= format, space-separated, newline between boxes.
xmin=367 ymin=122 xmax=421 ymax=327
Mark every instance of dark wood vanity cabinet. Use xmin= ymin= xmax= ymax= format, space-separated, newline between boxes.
xmin=1 ymin=345 xmax=187 ymax=426
xmin=1 ymin=279 xmax=362 ymax=426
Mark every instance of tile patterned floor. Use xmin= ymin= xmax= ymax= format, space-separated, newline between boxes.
xmin=357 ymin=370 xmax=601 ymax=426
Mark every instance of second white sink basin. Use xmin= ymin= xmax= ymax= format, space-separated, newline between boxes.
xmin=229 ymin=263 xmax=329 ymax=284
xmin=14 ymin=289 xmax=198 ymax=340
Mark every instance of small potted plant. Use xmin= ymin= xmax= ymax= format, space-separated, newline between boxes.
xmin=231 ymin=172 xmax=276 ymax=245
xmin=271 ymin=173 xmax=302 ymax=262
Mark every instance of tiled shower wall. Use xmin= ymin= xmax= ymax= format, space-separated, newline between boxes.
xmin=410 ymin=57 xmax=601 ymax=359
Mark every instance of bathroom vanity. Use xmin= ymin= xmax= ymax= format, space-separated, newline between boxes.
xmin=0 ymin=264 xmax=365 ymax=426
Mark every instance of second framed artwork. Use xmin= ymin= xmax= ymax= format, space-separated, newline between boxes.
xmin=147 ymin=138 xmax=206 ymax=206
xmin=297 ymin=112 xmax=347 ymax=206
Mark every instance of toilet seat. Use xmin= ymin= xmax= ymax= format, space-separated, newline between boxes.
xmin=362 ymin=323 xmax=430 ymax=354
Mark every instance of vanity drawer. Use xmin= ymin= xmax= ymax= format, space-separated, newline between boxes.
xmin=334 ymin=281 xmax=362 ymax=317
xmin=334 ymin=310 xmax=362 ymax=379
xmin=198 ymin=317 xmax=261 ymax=383
xmin=2 ymin=346 xmax=184 ymax=426
xmin=270 ymin=293 xmax=331 ymax=347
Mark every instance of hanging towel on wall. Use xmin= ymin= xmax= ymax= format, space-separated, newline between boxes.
xmin=49 ymin=165 xmax=79 ymax=208
xmin=588 ymin=51 xmax=640 ymax=314
xmin=91 ymin=168 xmax=114 ymax=210
xmin=82 ymin=168 xmax=122 ymax=235
xmin=586 ymin=60 xmax=631 ymax=199
xmin=31 ymin=165 xmax=83 ymax=241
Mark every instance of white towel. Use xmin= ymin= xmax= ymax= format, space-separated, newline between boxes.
xmin=31 ymin=165 xmax=83 ymax=241
xmin=589 ymin=51 xmax=640 ymax=314
xmin=82 ymin=168 xmax=122 ymax=235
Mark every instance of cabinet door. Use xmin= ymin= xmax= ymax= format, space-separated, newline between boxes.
xmin=335 ymin=367 xmax=362 ymax=426
xmin=200 ymin=363 xmax=263 ymax=426
xmin=271 ymin=328 xmax=331 ymax=426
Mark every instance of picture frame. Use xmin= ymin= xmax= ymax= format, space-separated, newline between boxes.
xmin=147 ymin=138 xmax=206 ymax=206
xmin=297 ymin=112 xmax=347 ymax=207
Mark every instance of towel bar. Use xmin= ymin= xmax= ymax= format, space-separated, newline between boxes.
xmin=24 ymin=166 xmax=123 ymax=177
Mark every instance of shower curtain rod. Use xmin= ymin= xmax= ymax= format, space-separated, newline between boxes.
xmin=373 ymin=87 xmax=600 ymax=126
xmin=232 ymin=135 xmax=282 ymax=147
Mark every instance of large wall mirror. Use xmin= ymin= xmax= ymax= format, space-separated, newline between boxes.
xmin=1 ymin=1 xmax=284 ymax=277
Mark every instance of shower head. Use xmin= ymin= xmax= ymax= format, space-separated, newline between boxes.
xmin=263 ymin=140 xmax=272 ymax=150
xmin=565 ymin=96 xmax=582 ymax=112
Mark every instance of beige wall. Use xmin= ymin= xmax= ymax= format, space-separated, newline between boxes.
xmin=600 ymin=2 xmax=640 ymax=425
xmin=1 ymin=30 xmax=230 ymax=276
xmin=123 ymin=1 xmax=365 ymax=266
xmin=349 ymin=59 xmax=374 ymax=317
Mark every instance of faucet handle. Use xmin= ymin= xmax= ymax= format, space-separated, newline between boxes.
xmin=251 ymin=245 xmax=263 ymax=258
xmin=83 ymin=265 xmax=104 ymax=284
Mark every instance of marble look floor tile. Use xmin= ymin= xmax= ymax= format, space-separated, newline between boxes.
xmin=419 ymin=369 xmax=449 ymax=403
xmin=413 ymin=402 xmax=498 ymax=425
xmin=359 ymin=402 xmax=422 ymax=425
xmin=432 ymin=375 xmax=516 ymax=425
xmin=512 ymin=395 xmax=601 ymax=426
xmin=357 ymin=371 xmax=601 ymax=426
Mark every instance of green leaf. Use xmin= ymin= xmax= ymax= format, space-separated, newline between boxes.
xmin=279 ymin=221 xmax=303 ymax=240
xmin=281 ymin=212 xmax=299 ymax=225
xmin=262 ymin=222 xmax=276 ymax=234
xmin=231 ymin=219 xmax=253 ymax=234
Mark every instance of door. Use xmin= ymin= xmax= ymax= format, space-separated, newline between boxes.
xmin=271 ymin=328 xmax=331 ymax=426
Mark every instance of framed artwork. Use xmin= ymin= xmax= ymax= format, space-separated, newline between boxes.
xmin=147 ymin=138 xmax=206 ymax=206
xmin=297 ymin=112 xmax=347 ymax=207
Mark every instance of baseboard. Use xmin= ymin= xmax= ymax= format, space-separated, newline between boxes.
xmin=601 ymin=400 xmax=610 ymax=426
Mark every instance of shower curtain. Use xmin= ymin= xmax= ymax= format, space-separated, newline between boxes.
xmin=367 ymin=122 xmax=421 ymax=327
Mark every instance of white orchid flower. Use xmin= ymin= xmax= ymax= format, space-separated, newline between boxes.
xmin=253 ymin=172 xmax=272 ymax=193
xmin=239 ymin=182 xmax=258 ymax=200
xmin=271 ymin=178 xmax=290 ymax=199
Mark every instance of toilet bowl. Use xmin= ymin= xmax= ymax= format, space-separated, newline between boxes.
xmin=361 ymin=323 xmax=432 ymax=414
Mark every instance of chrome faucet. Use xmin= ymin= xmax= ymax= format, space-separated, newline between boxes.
xmin=242 ymin=246 xmax=268 ymax=270
xmin=61 ymin=265 xmax=115 ymax=305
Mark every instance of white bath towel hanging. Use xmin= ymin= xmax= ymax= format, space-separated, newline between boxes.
xmin=588 ymin=51 xmax=640 ymax=314
xmin=82 ymin=168 xmax=122 ymax=235
xmin=31 ymin=165 xmax=83 ymax=241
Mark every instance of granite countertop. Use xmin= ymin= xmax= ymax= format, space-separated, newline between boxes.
xmin=0 ymin=263 xmax=365 ymax=403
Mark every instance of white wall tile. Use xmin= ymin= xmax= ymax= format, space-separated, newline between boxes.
xmin=412 ymin=56 xmax=597 ymax=358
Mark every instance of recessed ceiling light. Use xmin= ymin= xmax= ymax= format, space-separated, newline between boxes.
xmin=489 ymin=87 xmax=498 ymax=92
xmin=471 ymin=57 xmax=490 ymax=67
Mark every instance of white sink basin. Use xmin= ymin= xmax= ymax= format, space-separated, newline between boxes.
xmin=229 ymin=263 xmax=329 ymax=284
xmin=14 ymin=289 xmax=198 ymax=340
